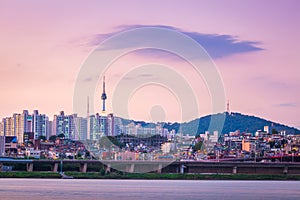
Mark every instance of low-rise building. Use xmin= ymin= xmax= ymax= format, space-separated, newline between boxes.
xmin=25 ymin=148 xmax=41 ymax=159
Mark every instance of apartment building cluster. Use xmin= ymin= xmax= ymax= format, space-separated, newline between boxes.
xmin=0 ymin=110 xmax=172 ymax=145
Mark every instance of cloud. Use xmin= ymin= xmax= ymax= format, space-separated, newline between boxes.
xmin=274 ymin=103 xmax=297 ymax=108
xmin=85 ymin=24 xmax=263 ymax=59
xmin=121 ymin=73 xmax=154 ymax=81
xmin=253 ymin=76 xmax=289 ymax=89
xmin=140 ymin=73 xmax=153 ymax=77
xmin=82 ymin=77 xmax=93 ymax=82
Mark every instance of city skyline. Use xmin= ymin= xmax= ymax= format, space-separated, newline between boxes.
xmin=1 ymin=1 xmax=300 ymax=129
xmin=0 ymin=108 xmax=172 ymax=145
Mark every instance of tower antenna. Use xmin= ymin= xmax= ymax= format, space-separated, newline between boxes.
xmin=87 ymin=96 xmax=89 ymax=117
xmin=87 ymin=96 xmax=90 ymax=140
xmin=227 ymin=100 xmax=231 ymax=115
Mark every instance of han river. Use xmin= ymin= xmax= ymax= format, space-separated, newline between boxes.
xmin=0 ymin=179 xmax=299 ymax=200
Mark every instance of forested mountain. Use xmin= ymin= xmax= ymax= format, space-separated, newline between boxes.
xmin=121 ymin=112 xmax=300 ymax=135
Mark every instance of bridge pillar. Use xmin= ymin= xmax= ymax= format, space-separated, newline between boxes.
xmin=129 ymin=163 xmax=135 ymax=173
xmin=232 ymin=166 xmax=237 ymax=174
xmin=180 ymin=164 xmax=186 ymax=174
xmin=26 ymin=163 xmax=33 ymax=172
xmin=80 ymin=163 xmax=88 ymax=173
xmin=157 ymin=164 xmax=163 ymax=173
xmin=283 ymin=166 xmax=288 ymax=175
xmin=52 ymin=163 xmax=59 ymax=172
xmin=105 ymin=163 xmax=111 ymax=173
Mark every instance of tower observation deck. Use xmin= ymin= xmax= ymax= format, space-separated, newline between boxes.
xmin=101 ymin=76 xmax=107 ymax=113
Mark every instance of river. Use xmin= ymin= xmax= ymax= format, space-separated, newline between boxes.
xmin=0 ymin=179 xmax=299 ymax=200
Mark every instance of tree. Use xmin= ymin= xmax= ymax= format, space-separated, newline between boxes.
xmin=99 ymin=136 xmax=113 ymax=148
xmin=85 ymin=151 xmax=91 ymax=158
xmin=99 ymin=136 xmax=124 ymax=149
xmin=38 ymin=135 xmax=46 ymax=141
xmin=57 ymin=133 xmax=65 ymax=138
xmin=272 ymin=128 xmax=278 ymax=135
xmin=193 ymin=140 xmax=204 ymax=152
xmin=49 ymin=135 xmax=57 ymax=142
xmin=76 ymin=152 xmax=83 ymax=159
xmin=268 ymin=140 xmax=275 ymax=148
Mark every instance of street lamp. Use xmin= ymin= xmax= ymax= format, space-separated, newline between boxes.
xmin=254 ymin=143 xmax=256 ymax=162
xmin=60 ymin=152 xmax=63 ymax=174
xmin=292 ymin=150 xmax=295 ymax=163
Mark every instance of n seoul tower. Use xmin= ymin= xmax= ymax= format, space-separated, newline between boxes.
xmin=101 ymin=76 xmax=107 ymax=114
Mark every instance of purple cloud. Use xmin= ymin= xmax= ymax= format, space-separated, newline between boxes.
xmin=86 ymin=24 xmax=263 ymax=59
xmin=274 ymin=103 xmax=297 ymax=108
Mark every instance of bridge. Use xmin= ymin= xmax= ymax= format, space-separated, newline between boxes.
xmin=1 ymin=158 xmax=300 ymax=175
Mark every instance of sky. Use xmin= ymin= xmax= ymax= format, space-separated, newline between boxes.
xmin=0 ymin=0 xmax=300 ymax=129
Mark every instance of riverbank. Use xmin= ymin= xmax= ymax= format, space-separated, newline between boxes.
xmin=0 ymin=172 xmax=61 ymax=178
xmin=1 ymin=172 xmax=300 ymax=180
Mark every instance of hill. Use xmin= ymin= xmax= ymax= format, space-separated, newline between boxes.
xmin=121 ymin=112 xmax=300 ymax=135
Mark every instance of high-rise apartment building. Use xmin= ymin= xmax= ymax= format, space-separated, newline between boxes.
xmin=74 ymin=115 xmax=88 ymax=140
xmin=22 ymin=110 xmax=33 ymax=133
xmin=3 ymin=110 xmax=50 ymax=142
xmin=0 ymin=120 xmax=4 ymax=136
xmin=4 ymin=117 xmax=14 ymax=137
xmin=0 ymin=136 xmax=5 ymax=156
xmin=52 ymin=111 xmax=74 ymax=139
xmin=13 ymin=113 xmax=24 ymax=143
xmin=32 ymin=110 xmax=49 ymax=140
xmin=89 ymin=114 xmax=102 ymax=140
xmin=107 ymin=113 xmax=114 ymax=136
xmin=47 ymin=121 xmax=52 ymax=139
xmin=107 ymin=113 xmax=122 ymax=136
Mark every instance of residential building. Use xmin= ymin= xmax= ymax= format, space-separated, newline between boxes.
xmin=74 ymin=115 xmax=88 ymax=140
xmin=32 ymin=110 xmax=49 ymax=140
xmin=0 ymin=120 xmax=4 ymax=136
xmin=0 ymin=136 xmax=5 ymax=156
xmin=89 ymin=114 xmax=103 ymax=140
xmin=52 ymin=111 xmax=74 ymax=139
xmin=4 ymin=117 xmax=14 ymax=137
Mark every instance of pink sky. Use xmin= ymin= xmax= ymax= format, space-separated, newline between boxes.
xmin=0 ymin=0 xmax=300 ymax=129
